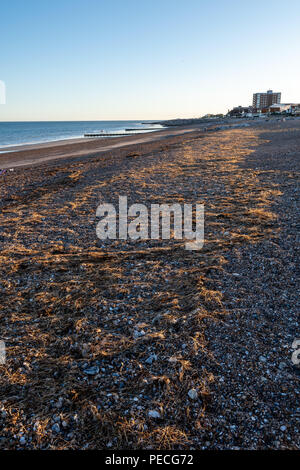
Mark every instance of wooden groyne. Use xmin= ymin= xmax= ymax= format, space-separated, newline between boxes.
xmin=125 ymin=128 xmax=160 ymax=131
xmin=84 ymin=133 xmax=133 ymax=137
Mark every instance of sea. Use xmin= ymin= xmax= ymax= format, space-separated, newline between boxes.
xmin=0 ymin=120 xmax=163 ymax=149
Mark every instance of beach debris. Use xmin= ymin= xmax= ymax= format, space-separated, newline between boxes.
xmin=126 ymin=152 xmax=140 ymax=159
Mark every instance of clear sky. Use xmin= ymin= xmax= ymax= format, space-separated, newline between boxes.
xmin=1 ymin=0 xmax=300 ymax=121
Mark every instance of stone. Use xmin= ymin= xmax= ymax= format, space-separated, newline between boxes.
xmin=52 ymin=423 xmax=60 ymax=433
xmin=145 ymin=354 xmax=157 ymax=364
xmin=134 ymin=329 xmax=146 ymax=339
xmin=148 ymin=410 xmax=160 ymax=419
xmin=188 ymin=389 xmax=198 ymax=400
xmin=84 ymin=366 xmax=99 ymax=376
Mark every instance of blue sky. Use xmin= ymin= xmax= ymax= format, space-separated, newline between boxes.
xmin=1 ymin=0 xmax=299 ymax=121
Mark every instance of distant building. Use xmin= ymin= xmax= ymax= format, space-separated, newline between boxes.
xmin=294 ymin=107 xmax=300 ymax=115
xmin=227 ymin=106 xmax=253 ymax=117
xmin=266 ymin=103 xmax=291 ymax=113
xmin=289 ymin=103 xmax=300 ymax=114
xmin=253 ymin=90 xmax=281 ymax=110
xmin=263 ymin=103 xmax=300 ymax=114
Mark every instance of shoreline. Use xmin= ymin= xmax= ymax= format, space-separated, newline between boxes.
xmin=1 ymin=117 xmax=294 ymax=169
xmin=0 ymin=128 xmax=165 ymax=153
xmin=0 ymin=135 xmax=94 ymax=152
xmin=0 ymin=123 xmax=215 ymax=169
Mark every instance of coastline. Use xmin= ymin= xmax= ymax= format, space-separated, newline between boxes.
xmin=0 ymin=117 xmax=265 ymax=169
xmin=0 ymin=120 xmax=165 ymax=152
xmin=0 ymin=123 xmax=214 ymax=169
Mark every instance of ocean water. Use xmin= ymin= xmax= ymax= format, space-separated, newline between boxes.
xmin=0 ymin=120 xmax=162 ymax=148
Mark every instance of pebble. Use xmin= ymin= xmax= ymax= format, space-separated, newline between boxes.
xmin=148 ymin=410 xmax=160 ymax=419
xmin=134 ymin=330 xmax=146 ymax=338
xmin=83 ymin=366 xmax=99 ymax=376
xmin=52 ymin=423 xmax=60 ymax=433
xmin=188 ymin=389 xmax=198 ymax=400
xmin=56 ymin=397 xmax=63 ymax=408
xmin=168 ymin=356 xmax=177 ymax=363
xmin=145 ymin=354 xmax=157 ymax=364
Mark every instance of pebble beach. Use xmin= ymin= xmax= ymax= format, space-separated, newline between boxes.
xmin=0 ymin=119 xmax=299 ymax=449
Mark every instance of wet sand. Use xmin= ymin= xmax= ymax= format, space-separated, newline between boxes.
xmin=0 ymin=125 xmax=208 ymax=169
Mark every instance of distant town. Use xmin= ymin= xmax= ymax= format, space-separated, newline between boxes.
xmin=154 ymin=90 xmax=300 ymax=127
xmin=227 ymin=89 xmax=300 ymax=118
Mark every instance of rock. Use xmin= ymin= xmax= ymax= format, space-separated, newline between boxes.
xmin=259 ymin=356 xmax=267 ymax=363
xmin=56 ymin=397 xmax=63 ymax=408
xmin=188 ymin=389 xmax=198 ymax=400
xmin=148 ymin=410 xmax=160 ymax=419
xmin=83 ymin=366 xmax=99 ymax=376
xmin=280 ymin=425 xmax=287 ymax=432
xmin=134 ymin=330 xmax=146 ymax=339
xmin=19 ymin=436 xmax=26 ymax=445
xmin=145 ymin=354 xmax=157 ymax=364
xmin=168 ymin=357 xmax=178 ymax=363
xmin=52 ymin=423 xmax=60 ymax=433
